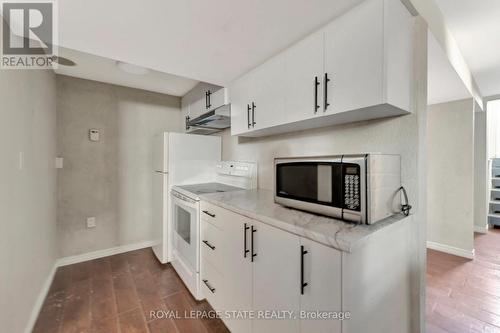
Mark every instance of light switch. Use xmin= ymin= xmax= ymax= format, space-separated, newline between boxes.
xmin=86 ymin=217 xmax=96 ymax=228
xmin=89 ymin=129 xmax=100 ymax=142
xmin=55 ymin=157 xmax=63 ymax=169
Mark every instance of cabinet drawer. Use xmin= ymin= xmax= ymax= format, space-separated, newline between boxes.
xmin=200 ymin=259 xmax=226 ymax=311
xmin=200 ymin=201 xmax=239 ymax=229
xmin=201 ymin=220 xmax=224 ymax=272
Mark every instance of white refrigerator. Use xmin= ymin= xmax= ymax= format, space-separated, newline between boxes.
xmin=152 ymin=132 xmax=221 ymax=263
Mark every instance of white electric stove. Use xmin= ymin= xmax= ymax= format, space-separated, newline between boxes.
xmin=170 ymin=161 xmax=257 ymax=300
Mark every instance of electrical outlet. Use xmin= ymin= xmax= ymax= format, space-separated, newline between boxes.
xmin=18 ymin=151 xmax=24 ymax=170
xmin=86 ymin=217 xmax=96 ymax=228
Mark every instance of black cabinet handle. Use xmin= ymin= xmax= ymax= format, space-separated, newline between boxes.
xmin=314 ymin=76 xmax=320 ymax=113
xmin=247 ymin=104 xmax=251 ymax=129
xmin=202 ymin=240 xmax=215 ymax=250
xmin=301 ymin=245 xmax=308 ymax=295
xmin=202 ymin=210 xmax=215 ymax=218
xmin=185 ymin=116 xmax=190 ymax=131
xmin=207 ymin=90 xmax=212 ymax=109
xmin=251 ymin=225 xmax=257 ymax=262
xmin=251 ymin=102 xmax=256 ymax=127
xmin=205 ymin=91 xmax=209 ymax=109
xmin=324 ymin=73 xmax=330 ymax=111
xmin=202 ymin=279 xmax=215 ymax=293
xmin=244 ymin=223 xmax=250 ymax=258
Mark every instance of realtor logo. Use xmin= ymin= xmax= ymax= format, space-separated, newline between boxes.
xmin=1 ymin=0 xmax=57 ymax=69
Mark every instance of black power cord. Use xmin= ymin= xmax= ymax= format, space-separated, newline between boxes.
xmin=399 ymin=186 xmax=412 ymax=216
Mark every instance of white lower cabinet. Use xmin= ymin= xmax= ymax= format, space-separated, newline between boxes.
xmin=200 ymin=201 xmax=342 ymax=333
xmin=222 ymin=216 xmax=253 ymax=333
xmin=252 ymin=221 xmax=301 ymax=333
xmin=300 ymin=237 xmax=342 ymax=333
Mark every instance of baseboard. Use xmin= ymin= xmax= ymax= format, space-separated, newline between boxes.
xmin=57 ymin=240 xmax=156 ymax=267
xmin=426 ymin=241 xmax=475 ymax=259
xmin=474 ymin=225 xmax=488 ymax=234
xmin=25 ymin=261 xmax=58 ymax=333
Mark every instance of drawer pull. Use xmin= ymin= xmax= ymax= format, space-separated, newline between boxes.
xmin=202 ymin=279 xmax=215 ymax=293
xmin=314 ymin=76 xmax=320 ymax=113
xmin=324 ymin=73 xmax=330 ymax=111
xmin=202 ymin=240 xmax=216 ymax=250
xmin=301 ymin=245 xmax=309 ymax=295
xmin=251 ymin=225 xmax=257 ymax=262
xmin=202 ymin=210 xmax=216 ymax=218
xmin=243 ymin=223 xmax=250 ymax=258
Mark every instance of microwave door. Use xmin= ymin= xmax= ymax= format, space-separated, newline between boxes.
xmin=274 ymin=160 xmax=343 ymax=219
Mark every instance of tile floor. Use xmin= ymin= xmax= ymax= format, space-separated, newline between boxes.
xmin=427 ymin=228 xmax=500 ymax=332
xmin=33 ymin=248 xmax=229 ymax=333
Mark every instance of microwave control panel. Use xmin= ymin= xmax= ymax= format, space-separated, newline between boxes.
xmin=344 ymin=164 xmax=360 ymax=211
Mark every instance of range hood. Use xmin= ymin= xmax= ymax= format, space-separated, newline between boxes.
xmin=186 ymin=103 xmax=231 ymax=135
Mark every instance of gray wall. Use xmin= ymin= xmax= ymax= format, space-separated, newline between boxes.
xmin=474 ymin=108 xmax=488 ymax=232
xmin=56 ymin=76 xmax=181 ymax=257
xmin=0 ymin=69 xmax=58 ymax=333
xmin=427 ymin=99 xmax=474 ymax=254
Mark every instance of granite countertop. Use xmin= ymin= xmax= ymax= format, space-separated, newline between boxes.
xmin=200 ymin=189 xmax=411 ymax=253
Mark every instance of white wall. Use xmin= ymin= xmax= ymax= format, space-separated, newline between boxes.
xmin=427 ymin=99 xmax=474 ymax=256
xmin=0 ymin=69 xmax=58 ymax=333
xmin=474 ymin=108 xmax=488 ymax=232
xmin=487 ymin=99 xmax=500 ymax=158
xmin=56 ymin=76 xmax=182 ymax=257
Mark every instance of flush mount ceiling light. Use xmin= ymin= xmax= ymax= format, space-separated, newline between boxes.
xmin=116 ymin=61 xmax=150 ymax=75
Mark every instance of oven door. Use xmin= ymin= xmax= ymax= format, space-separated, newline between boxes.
xmin=171 ymin=191 xmax=199 ymax=272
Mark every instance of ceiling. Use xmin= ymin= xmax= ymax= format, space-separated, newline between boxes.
xmin=428 ymin=30 xmax=471 ymax=105
xmin=436 ymin=0 xmax=500 ymax=97
xmin=54 ymin=48 xmax=198 ymax=97
xmin=57 ymin=0 xmax=364 ymax=86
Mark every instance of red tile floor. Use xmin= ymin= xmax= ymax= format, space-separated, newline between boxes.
xmin=33 ymin=248 xmax=229 ymax=333
xmin=427 ymin=228 xmax=500 ymax=333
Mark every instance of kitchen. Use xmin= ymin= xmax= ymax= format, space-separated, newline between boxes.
xmin=1 ymin=0 xmax=489 ymax=332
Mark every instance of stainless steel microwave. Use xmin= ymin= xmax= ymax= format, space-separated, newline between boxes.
xmin=274 ymin=154 xmax=401 ymax=224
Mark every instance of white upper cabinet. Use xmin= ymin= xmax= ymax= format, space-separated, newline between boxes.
xmin=229 ymin=0 xmax=413 ymax=137
xmin=209 ymin=86 xmax=229 ymax=111
xmin=284 ymin=30 xmax=325 ymax=123
xmin=182 ymin=82 xmax=223 ymax=122
xmin=324 ymin=0 xmax=384 ymax=115
xmin=230 ymin=53 xmax=286 ymax=135
xmin=230 ymin=71 xmax=255 ymax=135
xmin=324 ymin=0 xmax=412 ymax=116
xmin=250 ymin=53 xmax=286 ymax=131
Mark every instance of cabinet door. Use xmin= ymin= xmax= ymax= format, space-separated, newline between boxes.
xmin=189 ymin=94 xmax=206 ymax=119
xmin=300 ymin=238 xmax=342 ymax=333
xmin=252 ymin=221 xmax=300 ymax=333
xmin=222 ymin=217 xmax=253 ymax=333
xmin=250 ymin=53 xmax=286 ymax=130
xmin=284 ymin=30 xmax=325 ymax=123
xmin=229 ymin=73 xmax=253 ymax=135
xmin=324 ymin=0 xmax=383 ymax=115
xmin=209 ymin=87 xmax=227 ymax=111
